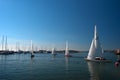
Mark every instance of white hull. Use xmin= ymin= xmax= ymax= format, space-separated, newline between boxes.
xmin=65 ymin=54 xmax=72 ymax=57
xmin=52 ymin=53 xmax=57 ymax=56
xmin=85 ymin=58 xmax=112 ymax=63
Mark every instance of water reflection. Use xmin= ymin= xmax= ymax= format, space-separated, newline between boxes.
xmin=30 ymin=56 xmax=34 ymax=64
xmin=65 ymin=57 xmax=69 ymax=71
xmin=87 ymin=62 xmax=101 ymax=80
xmin=51 ymin=55 xmax=56 ymax=60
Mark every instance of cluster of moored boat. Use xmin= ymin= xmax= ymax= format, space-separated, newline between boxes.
xmin=32 ymin=26 xmax=113 ymax=62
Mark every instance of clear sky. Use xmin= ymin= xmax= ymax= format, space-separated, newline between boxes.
xmin=0 ymin=0 xmax=120 ymax=51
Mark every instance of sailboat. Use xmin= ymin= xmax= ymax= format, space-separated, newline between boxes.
xmin=51 ymin=47 xmax=57 ymax=56
xmin=85 ymin=25 xmax=111 ymax=62
xmin=31 ymin=40 xmax=34 ymax=57
xmin=65 ymin=41 xmax=72 ymax=57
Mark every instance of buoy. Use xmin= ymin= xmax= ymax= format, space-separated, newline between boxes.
xmin=115 ymin=62 xmax=119 ymax=67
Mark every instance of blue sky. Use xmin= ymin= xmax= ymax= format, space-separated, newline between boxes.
xmin=0 ymin=0 xmax=120 ymax=51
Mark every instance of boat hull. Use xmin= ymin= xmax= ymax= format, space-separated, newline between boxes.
xmin=52 ymin=53 xmax=57 ymax=56
xmin=31 ymin=55 xmax=35 ymax=57
xmin=65 ymin=54 xmax=72 ymax=57
xmin=85 ymin=58 xmax=112 ymax=63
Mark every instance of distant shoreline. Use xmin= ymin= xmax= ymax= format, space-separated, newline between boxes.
xmin=0 ymin=49 xmax=116 ymax=55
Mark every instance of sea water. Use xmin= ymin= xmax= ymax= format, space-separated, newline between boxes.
xmin=0 ymin=52 xmax=120 ymax=80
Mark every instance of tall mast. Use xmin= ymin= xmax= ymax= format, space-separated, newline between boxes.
xmin=30 ymin=40 xmax=34 ymax=57
xmin=65 ymin=41 xmax=68 ymax=55
xmin=5 ymin=36 xmax=7 ymax=51
xmin=2 ymin=35 xmax=4 ymax=51
xmin=94 ymin=25 xmax=98 ymax=40
xmin=16 ymin=42 xmax=19 ymax=52
xmin=31 ymin=40 xmax=33 ymax=53
xmin=18 ymin=42 xmax=20 ymax=51
xmin=94 ymin=25 xmax=99 ymax=48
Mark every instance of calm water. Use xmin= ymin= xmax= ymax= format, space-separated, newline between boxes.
xmin=0 ymin=53 xmax=120 ymax=80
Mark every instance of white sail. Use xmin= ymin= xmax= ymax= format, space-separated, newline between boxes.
xmin=87 ymin=25 xmax=103 ymax=60
xmin=52 ymin=47 xmax=55 ymax=55
xmin=87 ymin=39 xmax=96 ymax=60
xmin=65 ymin=41 xmax=69 ymax=55
xmin=87 ymin=62 xmax=100 ymax=80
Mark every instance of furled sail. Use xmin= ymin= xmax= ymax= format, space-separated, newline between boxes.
xmin=65 ymin=41 xmax=69 ymax=56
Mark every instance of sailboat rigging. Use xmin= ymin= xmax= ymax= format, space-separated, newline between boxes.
xmin=85 ymin=25 xmax=111 ymax=62
xmin=51 ymin=47 xmax=57 ymax=56
xmin=31 ymin=40 xmax=34 ymax=57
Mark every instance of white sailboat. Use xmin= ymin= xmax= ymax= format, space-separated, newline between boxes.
xmin=1 ymin=35 xmax=4 ymax=51
xmin=51 ymin=47 xmax=57 ymax=56
xmin=0 ymin=36 xmax=10 ymax=54
xmin=31 ymin=40 xmax=34 ymax=57
xmin=65 ymin=41 xmax=72 ymax=57
xmin=85 ymin=25 xmax=111 ymax=62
